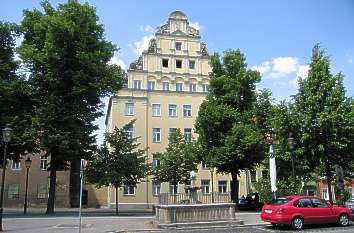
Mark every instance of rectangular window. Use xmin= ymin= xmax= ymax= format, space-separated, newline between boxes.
xmin=189 ymin=84 xmax=196 ymax=92
xmin=183 ymin=105 xmax=192 ymax=117
xmin=152 ymin=181 xmax=161 ymax=196
xmin=8 ymin=184 xmax=19 ymax=199
xmin=176 ymin=60 xmax=182 ymax=69
xmin=40 ymin=156 xmax=49 ymax=170
xmin=202 ymin=84 xmax=209 ymax=93
xmin=250 ymin=170 xmax=257 ymax=182
xmin=218 ymin=181 xmax=227 ymax=194
xmin=152 ymin=104 xmax=161 ymax=117
xmin=125 ymin=102 xmax=134 ymax=116
xmin=322 ymin=188 xmax=329 ymax=200
xmin=261 ymin=170 xmax=268 ymax=178
xmin=189 ymin=60 xmax=195 ymax=69
xmin=123 ymin=184 xmax=135 ymax=195
xmin=176 ymin=83 xmax=183 ymax=92
xmin=201 ymin=180 xmax=210 ymax=194
xmin=37 ymin=184 xmax=47 ymax=199
xmin=162 ymin=82 xmax=170 ymax=91
xmin=133 ymin=80 xmax=142 ymax=89
xmin=125 ymin=127 xmax=134 ymax=139
xmin=201 ymin=160 xmax=207 ymax=169
xmin=162 ymin=59 xmax=169 ymax=68
xmin=175 ymin=42 xmax=182 ymax=50
xmin=184 ymin=128 xmax=192 ymax=142
xmin=169 ymin=182 xmax=178 ymax=195
xmin=152 ymin=128 xmax=161 ymax=143
xmin=152 ymin=159 xmax=160 ymax=169
xmin=11 ymin=160 xmax=21 ymax=170
xmin=169 ymin=128 xmax=177 ymax=141
xmin=148 ymin=81 xmax=155 ymax=90
xmin=168 ymin=104 xmax=177 ymax=117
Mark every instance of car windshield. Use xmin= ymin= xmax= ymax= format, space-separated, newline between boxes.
xmin=271 ymin=197 xmax=293 ymax=205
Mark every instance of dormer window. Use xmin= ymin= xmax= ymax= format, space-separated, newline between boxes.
xmin=175 ymin=42 xmax=182 ymax=51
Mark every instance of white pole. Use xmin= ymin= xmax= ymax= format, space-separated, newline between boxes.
xmin=269 ymin=144 xmax=277 ymax=198
xmin=79 ymin=159 xmax=84 ymax=233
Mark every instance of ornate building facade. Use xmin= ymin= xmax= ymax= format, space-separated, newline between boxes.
xmin=87 ymin=11 xmax=254 ymax=209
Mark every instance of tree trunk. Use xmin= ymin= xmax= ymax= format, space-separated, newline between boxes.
xmin=231 ymin=170 xmax=239 ymax=209
xmin=115 ymin=186 xmax=119 ymax=216
xmin=325 ymin=163 xmax=333 ymax=204
xmin=69 ymin=159 xmax=81 ymax=208
xmin=46 ymin=169 xmax=57 ymax=214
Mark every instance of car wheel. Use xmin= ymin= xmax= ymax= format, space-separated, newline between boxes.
xmin=271 ymin=223 xmax=277 ymax=228
xmin=338 ymin=214 xmax=349 ymax=227
xmin=291 ymin=217 xmax=304 ymax=230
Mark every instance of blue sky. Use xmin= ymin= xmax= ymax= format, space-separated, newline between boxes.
xmin=1 ymin=0 xmax=353 ymax=145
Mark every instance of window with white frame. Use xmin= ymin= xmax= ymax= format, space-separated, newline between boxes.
xmin=152 ymin=104 xmax=161 ymax=117
xmin=250 ymin=170 xmax=257 ymax=182
xmin=152 ymin=159 xmax=160 ymax=169
xmin=133 ymin=80 xmax=142 ymax=89
xmin=125 ymin=102 xmax=134 ymax=116
xmin=162 ymin=82 xmax=170 ymax=91
xmin=11 ymin=160 xmax=21 ymax=170
xmin=189 ymin=60 xmax=195 ymax=69
xmin=201 ymin=180 xmax=210 ymax=194
xmin=201 ymin=160 xmax=207 ymax=169
xmin=218 ymin=181 xmax=227 ymax=194
xmin=183 ymin=105 xmax=192 ymax=117
xmin=184 ymin=128 xmax=192 ymax=142
xmin=189 ymin=84 xmax=196 ymax=92
xmin=202 ymin=84 xmax=209 ymax=93
xmin=152 ymin=128 xmax=161 ymax=143
xmin=322 ymin=188 xmax=329 ymax=200
xmin=37 ymin=183 xmax=47 ymax=199
xmin=8 ymin=184 xmax=19 ymax=199
xmin=125 ymin=127 xmax=134 ymax=139
xmin=176 ymin=83 xmax=183 ymax=92
xmin=168 ymin=104 xmax=177 ymax=117
xmin=123 ymin=184 xmax=135 ymax=195
xmin=175 ymin=42 xmax=182 ymax=50
xmin=152 ymin=181 xmax=161 ymax=196
xmin=40 ymin=156 xmax=49 ymax=170
xmin=169 ymin=182 xmax=178 ymax=195
xmin=148 ymin=81 xmax=155 ymax=90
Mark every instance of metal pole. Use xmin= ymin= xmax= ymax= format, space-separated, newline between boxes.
xmin=78 ymin=159 xmax=84 ymax=233
xmin=291 ymin=151 xmax=296 ymax=194
xmin=0 ymin=143 xmax=8 ymax=231
xmin=24 ymin=166 xmax=30 ymax=215
xmin=210 ymin=169 xmax=214 ymax=203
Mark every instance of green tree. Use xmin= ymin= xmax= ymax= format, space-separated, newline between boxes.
xmin=85 ymin=121 xmax=148 ymax=215
xmin=152 ymin=129 xmax=199 ymax=197
xmin=195 ymin=50 xmax=267 ymax=205
xmin=294 ymin=44 xmax=354 ymax=203
xmin=18 ymin=0 xmax=124 ymax=213
xmin=0 ymin=21 xmax=36 ymax=161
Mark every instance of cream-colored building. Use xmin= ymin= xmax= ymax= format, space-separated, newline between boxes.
xmin=88 ymin=11 xmax=260 ymax=209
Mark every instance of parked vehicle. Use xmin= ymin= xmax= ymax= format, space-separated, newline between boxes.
xmin=261 ymin=195 xmax=352 ymax=230
xmin=345 ymin=197 xmax=354 ymax=214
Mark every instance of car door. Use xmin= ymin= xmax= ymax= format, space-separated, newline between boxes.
xmin=310 ymin=198 xmax=336 ymax=223
xmin=293 ymin=198 xmax=316 ymax=223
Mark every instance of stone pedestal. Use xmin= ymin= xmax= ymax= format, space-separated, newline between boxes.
xmin=154 ymin=203 xmax=243 ymax=228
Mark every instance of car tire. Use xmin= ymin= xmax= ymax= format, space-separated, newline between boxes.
xmin=271 ymin=223 xmax=277 ymax=228
xmin=338 ymin=214 xmax=349 ymax=227
xmin=291 ymin=217 xmax=304 ymax=230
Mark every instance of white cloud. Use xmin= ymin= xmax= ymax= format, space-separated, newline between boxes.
xmin=348 ymin=58 xmax=353 ymax=64
xmin=189 ymin=21 xmax=202 ymax=30
xmin=109 ymin=56 xmax=126 ymax=70
xmin=289 ymin=78 xmax=299 ymax=89
xmin=133 ymin=35 xmax=154 ymax=55
xmin=297 ymin=65 xmax=310 ymax=78
xmin=139 ymin=25 xmax=154 ymax=33
xmin=251 ymin=61 xmax=271 ymax=74
xmin=272 ymin=57 xmax=298 ymax=74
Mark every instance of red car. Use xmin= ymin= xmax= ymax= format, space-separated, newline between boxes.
xmin=261 ymin=196 xmax=352 ymax=230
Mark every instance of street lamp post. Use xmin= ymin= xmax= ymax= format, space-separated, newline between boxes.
xmin=209 ymin=167 xmax=214 ymax=203
xmin=288 ymin=133 xmax=297 ymax=194
xmin=1 ymin=125 xmax=13 ymax=231
xmin=24 ymin=157 xmax=32 ymax=215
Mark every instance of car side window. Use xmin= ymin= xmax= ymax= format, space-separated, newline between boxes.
xmin=294 ymin=198 xmax=312 ymax=208
xmin=311 ymin=198 xmax=328 ymax=208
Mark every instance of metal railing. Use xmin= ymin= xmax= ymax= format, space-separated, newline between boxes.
xmin=158 ymin=192 xmax=231 ymax=205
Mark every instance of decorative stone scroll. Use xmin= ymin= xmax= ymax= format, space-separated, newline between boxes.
xmin=129 ymin=56 xmax=143 ymax=70
xmin=147 ymin=39 xmax=157 ymax=53
xmin=201 ymin=42 xmax=209 ymax=56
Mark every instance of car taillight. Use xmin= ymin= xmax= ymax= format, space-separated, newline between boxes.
xmin=276 ymin=207 xmax=285 ymax=214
